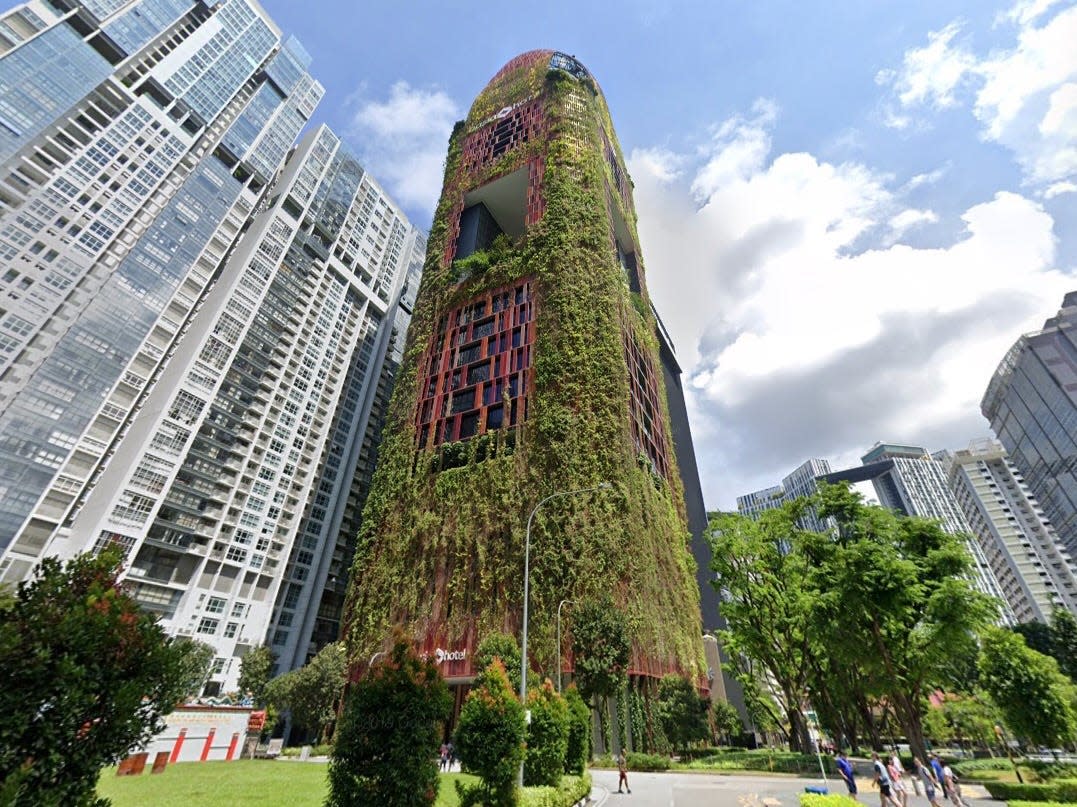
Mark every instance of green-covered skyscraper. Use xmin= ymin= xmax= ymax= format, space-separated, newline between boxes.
xmin=345 ymin=51 xmax=705 ymax=699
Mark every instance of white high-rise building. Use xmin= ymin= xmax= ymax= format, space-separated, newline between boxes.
xmin=737 ymin=458 xmax=833 ymax=533
xmin=943 ymin=439 xmax=1077 ymax=624
xmin=0 ymin=1 xmax=426 ymax=693
xmin=825 ymin=443 xmax=1016 ymax=625
xmin=0 ymin=0 xmax=321 ymax=565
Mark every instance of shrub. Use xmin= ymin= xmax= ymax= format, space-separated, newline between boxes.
xmin=518 ymin=774 xmax=592 ymax=807
xmin=0 ymin=551 xmax=190 ymax=806
xmin=1055 ymin=781 xmax=1077 ymax=802
xmin=1027 ymin=762 xmax=1077 ymax=782
xmin=626 ymin=752 xmax=671 ymax=771
xmin=800 ymin=795 xmax=861 ymax=807
xmin=474 ymin=633 xmax=522 ymax=694
xmin=326 ymin=636 xmax=451 ymax=806
xmin=525 ymin=681 xmax=570 ymax=787
xmin=563 ymin=685 xmax=590 ymax=775
xmin=1010 ymin=802 xmax=1077 ymax=807
xmin=984 ymin=782 xmax=1061 ymax=801
xmin=455 ymin=659 xmax=526 ymax=807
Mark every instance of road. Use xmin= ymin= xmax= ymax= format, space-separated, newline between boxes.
xmin=587 ymin=771 xmax=997 ymax=807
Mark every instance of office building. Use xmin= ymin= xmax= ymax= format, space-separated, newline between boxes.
xmin=824 ymin=443 xmax=1015 ymax=624
xmin=983 ymin=292 xmax=1077 ymax=557
xmin=737 ymin=458 xmax=833 ymax=533
xmin=942 ymin=439 xmax=1077 ymax=623
xmin=0 ymin=0 xmax=424 ymax=693
xmin=344 ymin=51 xmax=707 ymax=706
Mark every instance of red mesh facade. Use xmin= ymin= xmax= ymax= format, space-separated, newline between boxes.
xmin=623 ymin=329 xmax=670 ymax=481
xmin=415 ymin=280 xmax=535 ymax=449
xmin=461 ymin=96 xmax=547 ymax=176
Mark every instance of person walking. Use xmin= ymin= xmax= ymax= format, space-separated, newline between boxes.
xmin=929 ymin=754 xmax=948 ymax=801
xmin=616 ymin=750 xmax=631 ymax=794
xmin=888 ymin=753 xmax=909 ymax=807
xmin=836 ymin=751 xmax=858 ymax=796
xmin=872 ymin=752 xmax=899 ymax=807
xmin=913 ymin=757 xmax=943 ymax=807
xmin=439 ymin=742 xmax=449 ymax=772
xmin=942 ymin=762 xmax=965 ymax=807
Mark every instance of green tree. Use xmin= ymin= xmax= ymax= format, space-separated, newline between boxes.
xmin=1012 ymin=620 xmax=1054 ymax=656
xmin=173 ymin=638 xmax=215 ymax=701
xmin=524 ymin=680 xmax=570 ymax=787
xmin=712 ymin=700 xmax=743 ymax=746
xmin=0 ymin=551 xmax=189 ymax=806
xmin=327 ymin=636 xmax=451 ymax=807
xmin=266 ymin=641 xmax=348 ymax=743
xmin=657 ymin=674 xmax=709 ymax=754
xmin=474 ymin=632 xmax=521 ymax=694
xmin=569 ymin=595 xmax=631 ymax=702
xmin=570 ymin=595 xmax=631 ymax=753
xmin=1051 ymin=608 xmax=1077 ymax=682
xmin=980 ymin=627 xmax=1076 ymax=748
xmin=454 ymin=659 xmax=526 ymax=807
xmin=238 ymin=645 xmax=276 ymax=707
xmin=563 ymin=684 xmax=591 ymax=774
xmin=706 ymin=506 xmax=815 ymax=751
xmin=809 ymin=483 xmax=998 ymax=761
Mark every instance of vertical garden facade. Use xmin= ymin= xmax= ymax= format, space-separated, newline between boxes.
xmin=345 ymin=50 xmax=705 ymax=692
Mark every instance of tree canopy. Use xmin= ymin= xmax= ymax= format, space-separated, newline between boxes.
xmin=266 ymin=641 xmax=347 ymax=743
xmin=569 ymin=595 xmax=630 ymax=703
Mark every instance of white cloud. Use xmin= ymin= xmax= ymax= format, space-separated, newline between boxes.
xmin=882 ymin=2 xmax=1077 ymax=187
xmin=347 ymin=81 xmax=461 ymax=219
xmin=887 ymin=208 xmax=939 ymax=241
xmin=1045 ymin=180 xmax=1077 ymax=197
xmin=879 ymin=23 xmax=976 ymax=110
xmin=630 ymin=105 xmax=1068 ymax=509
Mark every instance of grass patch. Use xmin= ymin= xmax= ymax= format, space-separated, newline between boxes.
xmin=97 ymin=760 xmax=478 ymax=806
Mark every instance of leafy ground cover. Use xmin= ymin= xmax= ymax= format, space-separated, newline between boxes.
xmin=96 ymin=760 xmax=479 ymax=806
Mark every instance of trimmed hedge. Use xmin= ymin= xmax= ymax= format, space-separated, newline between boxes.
xmin=801 ymin=795 xmax=861 ymax=807
xmin=1010 ymin=802 xmax=1077 ymax=807
xmin=984 ymin=781 xmax=1077 ymax=802
xmin=519 ymin=774 xmax=592 ymax=807
xmin=679 ymin=750 xmax=835 ymax=774
xmin=1027 ymin=763 xmax=1077 ymax=782
xmin=626 ymin=752 xmax=671 ymax=772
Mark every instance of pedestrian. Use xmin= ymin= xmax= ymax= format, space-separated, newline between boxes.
xmin=872 ymin=752 xmax=899 ymax=807
xmin=913 ymin=757 xmax=943 ymax=807
xmin=942 ymin=763 xmax=965 ymax=807
xmin=929 ymin=754 xmax=948 ymax=800
xmin=616 ymin=750 xmax=631 ymax=794
xmin=887 ymin=753 xmax=909 ymax=807
xmin=836 ymin=750 xmax=858 ymax=796
xmin=439 ymin=742 xmax=448 ymax=772
xmin=447 ymin=740 xmax=456 ymax=772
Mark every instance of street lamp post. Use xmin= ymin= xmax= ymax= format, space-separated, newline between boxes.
xmin=556 ymin=598 xmax=575 ymax=693
xmin=518 ymin=482 xmax=610 ymax=788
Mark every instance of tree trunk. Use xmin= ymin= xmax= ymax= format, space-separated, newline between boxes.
xmin=892 ymin=692 xmax=928 ymax=762
xmin=787 ymin=704 xmax=813 ymax=753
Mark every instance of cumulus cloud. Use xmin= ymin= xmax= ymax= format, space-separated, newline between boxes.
xmin=346 ymin=81 xmax=461 ymax=220
xmin=629 ymin=104 xmax=1069 ymax=509
xmin=881 ymin=1 xmax=1077 ymax=188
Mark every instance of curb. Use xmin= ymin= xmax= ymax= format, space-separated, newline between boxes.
xmin=589 ymin=784 xmax=610 ymax=805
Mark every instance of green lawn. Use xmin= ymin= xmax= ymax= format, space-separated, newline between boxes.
xmin=97 ymin=760 xmax=478 ymax=806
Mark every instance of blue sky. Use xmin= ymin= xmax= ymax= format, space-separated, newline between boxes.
xmin=260 ymin=0 xmax=1077 ymax=510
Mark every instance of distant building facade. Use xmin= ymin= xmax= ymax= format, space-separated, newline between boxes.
xmin=824 ymin=443 xmax=1015 ymax=624
xmin=737 ymin=458 xmax=833 ymax=533
xmin=983 ymin=292 xmax=1077 ymax=558
xmin=942 ymin=439 xmax=1077 ymax=623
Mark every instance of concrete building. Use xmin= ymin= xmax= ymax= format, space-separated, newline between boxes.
xmin=823 ymin=443 xmax=1015 ymax=624
xmin=942 ymin=439 xmax=1077 ymax=623
xmin=0 ymin=1 xmax=424 ymax=693
xmin=983 ymin=292 xmax=1077 ymax=557
xmin=737 ymin=458 xmax=833 ymax=533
